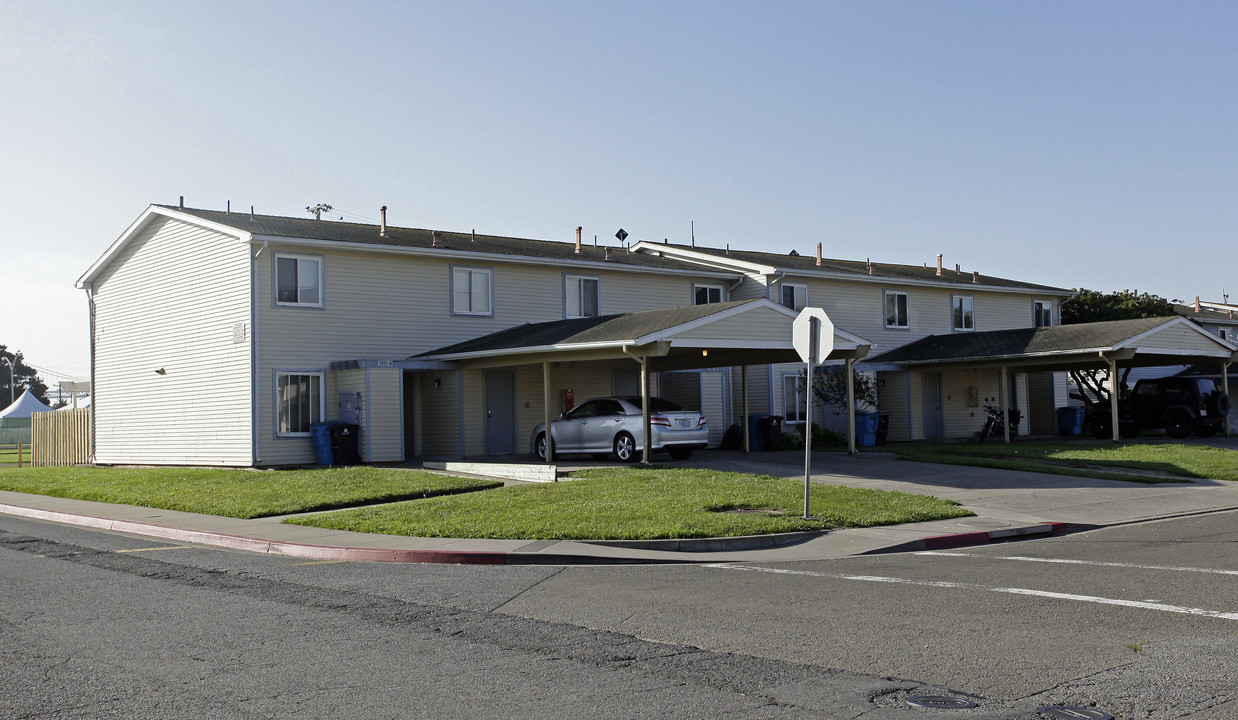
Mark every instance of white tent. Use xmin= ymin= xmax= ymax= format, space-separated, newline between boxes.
xmin=0 ymin=389 xmax=51 ymax=418
xmin=0 ymin=390 xmax=52 ymax=444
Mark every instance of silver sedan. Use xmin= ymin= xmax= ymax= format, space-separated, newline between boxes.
xmin=531 ymin=396 xmax=709 ymax=462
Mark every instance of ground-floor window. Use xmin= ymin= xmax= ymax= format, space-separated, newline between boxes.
xmin=277 ymin=371 xmax=323 ymax=436
xmin=781 ymin=372 xmax=805 ymax=424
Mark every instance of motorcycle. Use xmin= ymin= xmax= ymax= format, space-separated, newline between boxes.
xmin=978 ymin=404 xmax=1022 ymax=442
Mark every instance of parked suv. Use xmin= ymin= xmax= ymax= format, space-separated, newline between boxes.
xmin=1092 ymin=377 xmax=1230 ymax=439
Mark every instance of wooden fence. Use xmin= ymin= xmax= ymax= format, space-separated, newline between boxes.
xmin=31 ymin=409 xmax=92 ymax=466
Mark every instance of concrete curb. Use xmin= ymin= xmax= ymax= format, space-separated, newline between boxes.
xmin=875 ymin=521 xmax=1070 ymax=554
xmin=0 ymin=502 xmax=510 ymax=565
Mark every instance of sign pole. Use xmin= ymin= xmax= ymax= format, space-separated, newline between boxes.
xmin=804 ymin=317 xmax=817 ymax=519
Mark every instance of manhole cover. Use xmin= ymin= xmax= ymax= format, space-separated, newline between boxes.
xmin=906 ymin=695 xmax=978 ymax=709
xmin=1037 ymin=707 xmax=1114 ymax=720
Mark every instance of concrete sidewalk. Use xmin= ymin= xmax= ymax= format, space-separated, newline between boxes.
xmin=3 ymin=451 xmax=1238 ymax=565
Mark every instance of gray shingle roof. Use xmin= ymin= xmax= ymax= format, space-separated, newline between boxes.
xmin=868 ymin=316 xmax=1176 ymax=364
xmin=653 ymin=243 xmax=1070 ymax=292
xmin=159 ymin=206 xmax=717 ymax=272
xmin=417 ymin=300 xmax=761 ymax=358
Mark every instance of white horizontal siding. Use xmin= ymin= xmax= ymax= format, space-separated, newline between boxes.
xmin=91 ymin=216 xmax=252 ymax=466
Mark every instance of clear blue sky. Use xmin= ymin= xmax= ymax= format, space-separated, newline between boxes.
xmin=3 ymin=1 xmax=1235 ymax=382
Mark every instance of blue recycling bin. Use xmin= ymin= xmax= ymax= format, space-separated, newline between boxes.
xmin=747 ymin=414 xmax=765 ymax=452
xmin=310 ymin=421 xmax=341 ymax=465
xmin=1057 ymin=406 xmax=1084 ymax=436
xmin=855 ymin=411 xmax=879 ymax=447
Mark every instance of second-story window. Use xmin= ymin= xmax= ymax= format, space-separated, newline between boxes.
xmin=694 ymin=284 xmax=724 ymax=305
xmin=884 ymin=291 xmax=909 ymax=329
xmin=275 ymin=254 xmax=323 ymax=307
xmin=564 ymin=275 xmax=600 ymax=318
xmin=781 ymin=283 xmax=808 ymax=311
xmin=1033 ymin=300 xmax=1053 ymax=327
xmin=952 ymin=296 xmax=975 ymax=331
xmin=452 ymin=267 xmax=492 ymax=316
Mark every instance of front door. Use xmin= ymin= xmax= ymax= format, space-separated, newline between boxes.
xmin=484 ymin=369 xmax=516 ymax=455
xmin=921 ymin=372 xmax=944 ymax=440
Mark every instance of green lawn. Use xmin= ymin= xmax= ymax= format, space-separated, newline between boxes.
xmin=0 ymin=465 xmax=501 ymax=518
xmin=283 ymin=467 xmax=973 ymax=540
xmin=896 ymin=441 xmax=1238 ymax=483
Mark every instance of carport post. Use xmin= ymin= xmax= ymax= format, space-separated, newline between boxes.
xmin=741 ymin=365 xmax=750 ymax=453
xmin=1000 ymin=365 xmax=1011 ymax=443
xmin=1225 ymin=362 xmax=1232 ymax=437
xmin=846 ymin=357 xmax=857 ymax=455
xmin=1108 ymin=356 xmax=1121 ymax=443
xmin=542 ymin=361 xmax=554 ymax=462
xmin=640 ymin=357 xmax=652 ymax=465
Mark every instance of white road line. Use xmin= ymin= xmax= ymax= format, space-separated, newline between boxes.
xmin=917 ymin=550 xmax=1238 ymax=577
xmin=703 ymin=563 xmax=1238 ymax=621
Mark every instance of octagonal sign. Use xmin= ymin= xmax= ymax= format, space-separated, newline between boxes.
xmin=793 ymin=307 xmax=834 ymax=365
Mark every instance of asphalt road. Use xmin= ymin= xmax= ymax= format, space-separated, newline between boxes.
xmin=3 ymin=511 xmax=1236 ymax=719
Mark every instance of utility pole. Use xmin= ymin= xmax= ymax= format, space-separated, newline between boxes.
xmin=306 ymin=203 xmax=333 ymax=220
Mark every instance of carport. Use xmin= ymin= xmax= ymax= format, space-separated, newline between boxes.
xmin=417 ymin=298 xmax=872 ymax=462
xmin=868 ymin=316 xmax=1238 ymax=442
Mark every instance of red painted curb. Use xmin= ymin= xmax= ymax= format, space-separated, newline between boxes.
xmin=0 ymin=502 xmax=509 ymax=565
xmin=922 ymin=522 xmax=1067 ymax=551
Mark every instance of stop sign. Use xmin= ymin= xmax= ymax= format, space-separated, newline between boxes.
xmin=792 ymin=307 xmax=834 ymax=364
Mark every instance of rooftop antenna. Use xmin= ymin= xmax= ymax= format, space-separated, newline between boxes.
xmin=306 ymin=203 xmax=333 ymax=220
xmin=691 ymin=220 xmax=695 ymax=247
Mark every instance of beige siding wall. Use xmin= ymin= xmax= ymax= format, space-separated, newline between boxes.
xmin=419 ymin=371 xmax=461 ymax=458
xmin=363 ymin=369 xmax=403 ymax=462
xmin=91 ymin=216 xmax=253 ymax=466
xmin=253 ymin=247 xmax=717 ymax=462
xmin=877 ymin=372 xmax=911 ymax=442
xmin=673 ymin=306 xmax=795 ymax=343
xmin=699 ymin=370 xmax=729 ymax=447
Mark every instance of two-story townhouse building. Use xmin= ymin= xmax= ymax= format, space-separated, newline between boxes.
xmin=93 ymin=203 xmax=1220 ymax=467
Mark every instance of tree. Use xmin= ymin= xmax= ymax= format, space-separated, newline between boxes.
xmin=1061 ymin=288 xmax=1175 ymax=325
xmin=0 ymin=345 xmax=50 ymax=407
xmin=1060 ymin=289 xmax=1176 ymax=408
xmin=810 ymin=366 xmax=878 ymax=414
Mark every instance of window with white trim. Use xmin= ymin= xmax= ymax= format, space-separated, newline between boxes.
xmin=952 ymin=295 xmax=975 ymax=331
xmin=694 ymin=283 xmax=724 ymax=305
xmin=564 ymin=275 xmax=600 ymax=318
xmin=276 ymin=372 xmax=323 ymax=436
xmin=781 ymin=282 xmax=808 ymax=311
xmin=452 ymin=267 xmax=492 ymax=316
xmin=884 ymin=291 xmax=909 ymax=329
xmin=275 ymin=254 xmax=322 ymax=307
xmin=1033 ymin=300 xmax=1053 ymax=327
xmin=781 ymin=372 xmax=805 ymax=424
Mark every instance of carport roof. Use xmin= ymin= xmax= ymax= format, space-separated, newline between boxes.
xmin=415 ymin=299 xmax=872 ymax=369
xmin=868 ymin=316 xmax=1238 ymax=371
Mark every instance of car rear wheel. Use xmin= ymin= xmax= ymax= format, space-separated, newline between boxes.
xmin=535 ymin=432 xmax=548 ymax=461
xmin=1165 ymin=411 xmax=1192 ymax=439
xmin=614 ymin=432 xmax=639 ymax=463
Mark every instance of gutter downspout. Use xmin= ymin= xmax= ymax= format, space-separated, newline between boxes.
xmin=251 ymin=240 xmax=268 ymax=465
xmin=84 ymin=283 xmax=97 ymax=463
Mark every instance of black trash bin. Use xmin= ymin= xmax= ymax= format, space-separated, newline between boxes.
xmin=876 ymin=413 xmax=890 ymax=445
xmin=329 ymin=423 xmax=361 ymax=466
xmin=760 ymin=415 xmax=783 ymax=451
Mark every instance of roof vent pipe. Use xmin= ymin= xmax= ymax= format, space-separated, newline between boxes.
xmin=867 ymin=258 xmax=874 ymax=275
xmin=179 ymin=195 xmax=184 ymax=209
xmin=816 ymin=242 xmax=822 ymax=267
xmin=575 ymin=226 xmax=582 ymax=254
xmin=955 ymin=263 xmax=960 ymax=272
xmin=379 ymin=206 xmax=387 ymax=237
xmin=604 ymin=246 xmax=612 ymax=261
xmin=972 ymin=271 xmax=979 ymax=284
xmin=1195 ymin=296 xmax=1202 ymax=312
xmin=432 ymin=231 xmax=443 ymax=248
xmin=936 ymin=254 xmax=943 ymax=276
